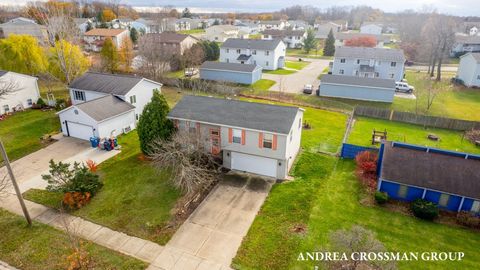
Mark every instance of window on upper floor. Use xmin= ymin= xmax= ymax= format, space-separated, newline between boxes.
xmin=477 ymin=75 xmax=480 ymax=80
xmin=391 ymin=61 xmax=397 ymax=67
xmin=73 ymin=90 xmax=85 ymax=101
xmin=389 ymin=73 xmax=395 ymax=79
xmin=265 ymin=50 xmax=270 ymax=56
xmin=236 ymin=49 xmax=241 ymax=54
xmin=375 ymin=72 xmax=379 ymax=77
xmin=339 ymin=69 xmax=344 ymax=74
xmin=188 ymin=121 xmax=197 ymax=134
xmin=129 ymin=95 xmax=136 ymax=104
xmin=263 ymin=133 xmax=273 ymax=149
xmin=340 ymin=58 xmax=346 ymax=63
xmin=252 ymin=50 xmax=257 ymax=55
xmin=232 ymin=128 xmax=242 ymax=144
xmin=356 ymin=59 xmax=360 ymax=64
xmin=226 ymin=48 xmax=229 ymax=52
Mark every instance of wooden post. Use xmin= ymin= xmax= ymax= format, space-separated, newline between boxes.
xmin=0 ymin=139 xmax=32 ymax=225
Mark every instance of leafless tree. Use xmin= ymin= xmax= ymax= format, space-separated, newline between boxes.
xmin=137 ymin=34 xmax=172 ymax=80
xmin=57 ymin=211 xmax=93 ymax=269
xmin=149 ymin=132 xmax=221 ymax=196
xmin=0 ymin=78 xmax=19 ymax=100
xmin=325 ymin=225 xmax=397 ymax=270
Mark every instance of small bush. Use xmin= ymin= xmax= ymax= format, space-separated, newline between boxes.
xmin=456 ymin=211 xmax=480 ymax=229
xmin=354 ymin=151 xmax=378 ymax=190
xmin=374 ymin=191 xmax=389 ymax=204
xmin=37 ymin=97 xmax=46 ymax=107
xmin=411 ymin=199 xmax=439 ymax=220
xmin=63 ymin=192 xmax=92 ymax=210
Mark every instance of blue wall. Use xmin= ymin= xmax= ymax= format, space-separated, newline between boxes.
xmin=340 ymin=143 xmax=378 ymax=159
xmin=379 ymin=180 xmax=472 ymax=212
xmin=200 ymin=68 xmax=262 ymax=85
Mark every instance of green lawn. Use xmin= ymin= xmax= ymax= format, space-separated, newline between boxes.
xmin=348 ymin=117 xmax=480 ymax=154
xmin=249 ymin=34 xmax=262 ymax=39
xmin=24 ymin=131 xmax=181 ymax=245
xmin=0 ymin=110 xmax=60 ymax=162
xmin=166 ymin=70 xmax=185 ymax=79
xmin=178 ymin=29 xmax=205 ymax=34
xmin=286 ymin=48 xmax=330 ymax=59
xmin=285 ymin=60 xmax=310 ymax=70
xmin=250 ymin=79 xmax=276 ymax=92
xmin=263 ymin=69 xmax=297 ymax=75
xmin=38 ymin=80 xmax=69 ymax=100
xmin=0 ymin=209 xmax=146 ymax=270
xmin=234 ymin=154 xmax=480 ymax=270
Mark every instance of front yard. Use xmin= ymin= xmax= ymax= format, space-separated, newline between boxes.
xmin=0 ymin=209 xmax=146 ymax=270
xmin=0 ymin=109 xmax=60 ymax=161
xmin=348 ymin=117 xmax=480 ymax=154
xmin=24 ymin=131 xmax=182 ymax=245
xmin=285 ymin=60 xmax=310 ymax=70
xmin=263 ymin=69 xmax=297 ymax=75
xmin=286 ymin=48 xmax=328 ymax=59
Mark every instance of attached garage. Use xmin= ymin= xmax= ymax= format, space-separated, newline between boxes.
xmin=231 ymin=152 xmax=277 ymax=178
xmin=58 ymin=95 xmax=136 ymax=140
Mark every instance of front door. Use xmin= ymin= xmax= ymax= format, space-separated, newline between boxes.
xmin=210 ymin=128 xmax=221 ymax=155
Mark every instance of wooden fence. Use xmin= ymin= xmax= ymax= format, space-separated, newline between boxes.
xmin=354 ymin=106 xmax=480 ymax=131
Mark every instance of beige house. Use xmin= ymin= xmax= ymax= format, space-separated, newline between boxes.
xmin=0 ymin=17 xmax=48 ymax=44
xmin=205 ymin=25 xmax=248 ymax=42
xmin=142 ymin=32 xmax=198 ymax=55
xmin=83 ymin=28 xmax=130 ymax=52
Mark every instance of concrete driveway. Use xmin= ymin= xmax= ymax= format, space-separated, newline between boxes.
xmin=149 ymin=173 xmax=274 ymax=270
xmin=263 ymin=57 xmax=331 ymax=94
xmin=1 ymin=134 xmax=119 ymax=193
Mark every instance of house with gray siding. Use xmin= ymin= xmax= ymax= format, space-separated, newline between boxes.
xmin=377 ymin=142 xmax=480 ymax=214
xmin=200 ymin=61 xmax=262 ymax=84
xmin=456 ymin=52 xmax=480 ymax=87
xmin=450 ymin=34 xmax=480 ymax=57
xmin=220 ymin=38 xmax=286 ymax=70
xmin=319 ymin=74 xmax=396 ymax=102
xmin=332 ymin=47 xmax=405 ymax=81
xmin=261 ymin=29 xmax=306 ymax=48
xmin=168 ymin=96 xmax=304 ymax=179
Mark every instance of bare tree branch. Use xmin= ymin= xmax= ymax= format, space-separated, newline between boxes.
xmin=0 ymin=77 xmax=20 ymax=100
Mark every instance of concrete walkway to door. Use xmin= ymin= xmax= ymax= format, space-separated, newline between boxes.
xmin=148 ymin=173 xmax=274 ymax=270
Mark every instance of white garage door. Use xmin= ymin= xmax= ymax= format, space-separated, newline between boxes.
xmin=66 ymin=121 xmax=95 ymax=140
xmin=231 ymin=152 xmax=277 ymax=178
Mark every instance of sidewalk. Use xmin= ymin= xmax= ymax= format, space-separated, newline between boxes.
xmin=0 ymin=261 xmax=18 ymax=270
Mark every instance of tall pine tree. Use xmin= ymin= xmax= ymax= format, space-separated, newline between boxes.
xmin=323 ymin=29 xmax=336 ymax=56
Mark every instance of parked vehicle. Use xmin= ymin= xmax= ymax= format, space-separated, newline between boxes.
xmin=185 ymin=68 xmax=198 ymax=77
xmin=405 ymin=60 xmax=414 ymax=66
xmin=303 ymin=84 xmax=313 ymax=94
xmin=395 ymin=82 xmax=414 ymax=93
xmin=451 ymin=77 xmax=464 ymax=85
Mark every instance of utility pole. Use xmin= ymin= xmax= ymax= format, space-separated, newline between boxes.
xmin=0 ymin=139 xmax=32 ymax=225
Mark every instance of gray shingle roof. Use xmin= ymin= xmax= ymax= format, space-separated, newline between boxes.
xmin=334 ymin=46 xmax=405 ymax=62
xmin=262 ymin=29 xmax=306 ymax=37
xmin=75 ymin=95 xmax=135 ymax=122
xmin=380 ymin=142 xmax=480 ymax=200
xmin=69 ymin=72 xmax=144 ymax=96
xmin=222 ymin=38 xmax=283 ymax=50
xmin=455 ymin=34 xmax=480 ymax=44
xmin=200 ymin=61 xmax=259 ymax=73
xmin=321 ymin=74 xmax=395 ymax=89
xmin=168 ymin=96 xmax=300 ymax=134
xmin=0 ymin=70 xmax=7 ymax=78
xmin=471 ymin=52 xmax=480 ymax=63
xmin=143 ymin=32 xmax=193 ymax=43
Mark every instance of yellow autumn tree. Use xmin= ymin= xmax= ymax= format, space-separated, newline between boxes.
xmin=48 ymin=39 xmax=90 ymax=83
xmin=102 ymin=8 xmax=116 ymax=22
xmin=0 ymin=34 xmax=48 ymax=75
xmin=119 ymin=37 xmax=134 ymax=72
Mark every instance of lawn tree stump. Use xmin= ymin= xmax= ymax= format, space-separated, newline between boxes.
xmin=427 ymin=134 xmax=439 ymax=141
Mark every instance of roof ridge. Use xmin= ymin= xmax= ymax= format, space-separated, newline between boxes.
xmin=83 ymin=71 xmax=141 ymax=79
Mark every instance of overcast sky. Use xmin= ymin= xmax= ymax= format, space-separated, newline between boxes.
xmin=3 ymin=0 xmax=480 ymax=16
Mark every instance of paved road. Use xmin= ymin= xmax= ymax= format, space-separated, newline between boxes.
xmin=149 ymin=173 xmax=274 ymax=270
xmin=264 ymin=57 xmax=331 ymax=94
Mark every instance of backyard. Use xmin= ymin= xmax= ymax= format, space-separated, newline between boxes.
xmin=0 ymin=209 xmax=146 ymax=270
xmin=263 ymin=68 xmax=296 ymax=75
xmin=286 ymin=48 xmax=329 ymax=59
xmin=285 ymin=60 xmax=310 ymax=70
xmin=24 ymin=131 xmax=182 ymax=245
xmin=0 ymin=109 xmax=60 ymax=162
xmin=348 ymin=117 xmax=480 ymax=154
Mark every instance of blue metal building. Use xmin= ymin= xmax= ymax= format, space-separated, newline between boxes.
xmin=200 ymin=61 xmax=262 ymax=85
xmin=377 ymin=142 xmax=480 ymax=214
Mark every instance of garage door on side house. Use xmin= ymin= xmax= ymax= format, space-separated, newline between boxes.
xmin=231 ymin=152 xmax=277 ymax=178
xmin=66 ymin=122 xmax=95 ymax=140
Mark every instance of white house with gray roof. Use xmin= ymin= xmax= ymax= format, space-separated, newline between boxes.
xmin=319 ymin=74 xmax=396 ymax=102
xmin=456 ymin=52 xmax=480 ymax=87
xmin=257 ymin=20 xmax=287 ymax=31
xmin=220 ymin=38 xmax=286 ymax=70
xmin=0 ymin=70 xmax=40 ymax=115
xmin=332 ymin=47 xmax=406 ymax=81
xmin=168 ymin=95 xmax=304 ymax=179
xmin=58 ymin=72 xmax=162 ymax=140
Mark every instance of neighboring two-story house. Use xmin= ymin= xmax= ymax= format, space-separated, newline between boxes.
xmin=334 ymin=32 xmax=390 ymax=48
xmin=257 ymin=20 xmax=287 ymax=31
xmin=83 ymin=28 xmax=129 ymax=52
xmin=450 ymin=34 xmax=480 ymax=57
xmin=168 ymin=95 xmax=304 ymax=179
xmin=205 ymin=25 xmax=248 ymax=42
xmin=456 ymin=52 xmax=480 ymax=87
xmin=0 ymin=70 xmax=40 ymax=115
xmin=261 ymin=29 xmax=307 ymax=48
xmin=360 ymin=23 xmax=383 ymax=35
xmin=142 ymin=32 xmax=198 ymax=55
xmin=0 ymin=17 xmax=49 ymax=44
xmin=331 ymin=46 xmax=406 ymax=81
xmin=57 ymin=72 xmax=162 ymax=140
xmin=220 ymin=38 xmax=286 ymax=70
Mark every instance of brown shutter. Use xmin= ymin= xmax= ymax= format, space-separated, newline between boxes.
xmin=228 ymin=128 xmax=233 ymax=143
xmin=272 ymin=134 xmax=277 ymax=150
xmin=258 ymin=132 xmax=263 ymax=148
xmin=241 ymin=130 xmax=246 ymax=145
